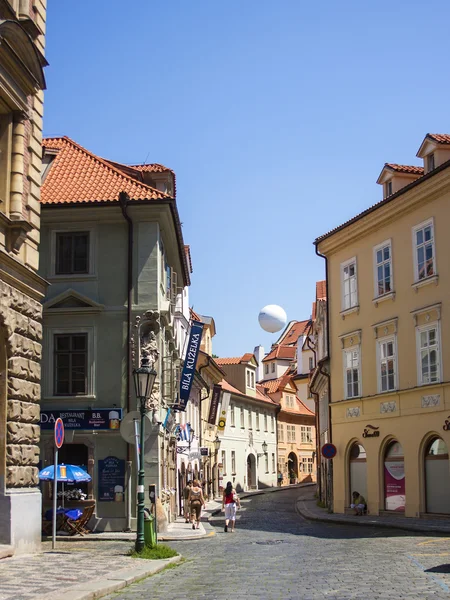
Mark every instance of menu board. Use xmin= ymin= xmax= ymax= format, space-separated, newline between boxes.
xmin=98 ymin=456 xmax=125 ymax=502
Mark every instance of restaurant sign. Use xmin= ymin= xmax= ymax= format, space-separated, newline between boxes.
xmin=40 ymin=409 xmax=123 ymax=430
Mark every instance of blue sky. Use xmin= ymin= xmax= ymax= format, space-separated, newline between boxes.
xmin=44 ymin=0 xmax=450 ymax=357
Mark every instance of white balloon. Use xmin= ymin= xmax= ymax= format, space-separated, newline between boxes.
xmin=258 ymin=305 xmax=287 ymax=333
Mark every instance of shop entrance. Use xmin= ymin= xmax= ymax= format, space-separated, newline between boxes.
xmin=247 ymin=454 xmax=256 ymax=489
xmin=425 ymin=437 xmax=450 ymax=514
xmin=59 ymin=443 xmax=89 ymax=499
xmin=384 ymin=441 xmax=405 ymax=512
xmin=349 ymin=443 xmax=367 ymax=505
xmin=288 ymin=452 xmax=298 ymax=482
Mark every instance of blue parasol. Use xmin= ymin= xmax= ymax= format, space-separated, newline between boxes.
xmin=39 ymin=464 xmax=91 ymax=483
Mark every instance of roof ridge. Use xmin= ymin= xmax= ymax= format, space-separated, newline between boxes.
xmin=43 ymin=136 xmax=172 ymax=200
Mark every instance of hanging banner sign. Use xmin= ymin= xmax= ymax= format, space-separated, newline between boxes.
xmin=208 ymin=384 xmax=222 ymax=425
xmin=216 ymin=392 xmax=230 ymax=435
xmin=178 ymin=320 xmax=204 ymax=410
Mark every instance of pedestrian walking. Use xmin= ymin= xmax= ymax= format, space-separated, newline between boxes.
xmin=188 ymin=479 xmax=205 ymax=530
xmin=277 ymin=472 xmax=283 ymax=487
xmin=182 ymin=480 xmax=192 ymax=523
xmin=222 ymin=481 xmax=240 ymax=533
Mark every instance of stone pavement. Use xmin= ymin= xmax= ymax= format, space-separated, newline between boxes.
xmin=296 ymin=486 xmax=450 ymax=534
xmin=104 ymin=486 xmax=450 ymax=600
xmin=0 ymin=540 xmax=180 ymax=600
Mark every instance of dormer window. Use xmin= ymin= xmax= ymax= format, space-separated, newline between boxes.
xmin=427 ymin=153 xmax=435 ymax=173
xmin=385 ymin=181 xmax=392 ymax=197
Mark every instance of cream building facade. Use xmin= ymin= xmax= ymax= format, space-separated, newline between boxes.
xmin=0 ymin=0 xmax=47 ymax=553
xmin=315 ymin=133 xmax=450 ymax=518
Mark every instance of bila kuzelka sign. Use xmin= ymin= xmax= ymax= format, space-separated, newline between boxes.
xmin=178 ymin=320 xmax=204 ymax=410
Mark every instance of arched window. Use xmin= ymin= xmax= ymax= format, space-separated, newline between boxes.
xmin=425 ymin=437 xmax=450 ymax=514
xmin=349 ymin=443 xmax=367 ymax=505
xmin=384 ymin=441 xmax=405 ymax=512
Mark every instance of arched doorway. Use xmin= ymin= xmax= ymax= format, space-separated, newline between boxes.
xmin=384 ymin=441 xmax=405 ymax=512
xmin=349 ymin=442 xmax=367 ymax=504
xmin=247 ymin=454 xmax=256 ymax=490
xmin=425 ymin=437 xmax=450 ymax=514
xmin=288 ymin=452 xmax=298 ymax=483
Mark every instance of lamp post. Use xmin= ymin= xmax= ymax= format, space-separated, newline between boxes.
xmin=133 ymin=356 xmax=157 ymax=553
xmin=213 ymin=435 xmax=221 ymax=498
xmin=257 ymin=440 xmax=268 ymax=457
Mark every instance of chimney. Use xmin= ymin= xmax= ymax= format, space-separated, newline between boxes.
xmin=297 ymin=336 xmax=304 ymax=375
xmin=254 ymin=345 xmax=264 ymax=383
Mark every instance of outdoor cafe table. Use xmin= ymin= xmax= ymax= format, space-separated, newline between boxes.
xmin=45 ymin=508 xmax=83 ymax=521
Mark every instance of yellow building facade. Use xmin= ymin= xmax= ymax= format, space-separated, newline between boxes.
xmin=316 ymin=133 xmax=450 ymax=518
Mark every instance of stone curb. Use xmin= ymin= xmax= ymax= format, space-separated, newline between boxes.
xmin=295 ymin=497 xmax=450 ymax=536
xmin=34 ymin=554 xmax=182 ymax=600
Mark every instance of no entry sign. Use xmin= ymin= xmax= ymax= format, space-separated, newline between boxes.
xmin=54 ymin=418 xmax=64 ymax=449
xmin=321 ymin=443 xmax=337 ymax=459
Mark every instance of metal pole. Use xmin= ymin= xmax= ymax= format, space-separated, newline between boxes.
xmin=135 ymin=398 xmax=146 ymax=552
xmin=52 ymin=448 xmax=58 ymax=550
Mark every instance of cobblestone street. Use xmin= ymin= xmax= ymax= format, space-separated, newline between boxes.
xmin=107 ymin=488 xmax=450 ymax=600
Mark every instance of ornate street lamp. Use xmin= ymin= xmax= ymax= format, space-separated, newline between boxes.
xmin=213 ymin=435 xmax=221 ymax=452
xmin=133 ymin=356 xmax=157 ymax=553
xmin=262 ymin=441 xmax=268 ymax=454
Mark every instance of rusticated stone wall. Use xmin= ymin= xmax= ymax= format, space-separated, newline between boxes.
xmin=0 ymin=280 xmax=42 ymax=489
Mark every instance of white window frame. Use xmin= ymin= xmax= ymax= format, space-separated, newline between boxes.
xmin=343 ymin=345 xmax=361 ymax=399
xmin=246 ymin=370 xmax=250 ymax=387
xmin=250 ymin=371 xmax=255 ymax=388
xmin=265 ymin=453 xmax=269 ymax=473
xmin=231 ymin=450 xmax=236 ymax=475
xmin=44 ymin=326 xmax=96 ymax=400
xmin=341 ymin=257 xmax=358 ymax=311
xmin=412 ymin=218 xmax=436 ymax=283
xmin=373 ymin=239 xmax=393 ymax=298
xmin=271 ymin=362 xmax=275 ymax=373
xmin=49 ymin=225 xmax=97 ymax=280
xmin=230 ymin=403 xmax=235 ymax=427
xmin=221 ymin=450 xmax=226 ymax=475
xmin=264 ymin=412 xmax=268 ymax=432
xmin=255 ymin=411 xmax=260 ymax=430
xmin=277 ymin=423 xmax=284 ymax=442
xmin=271 ymin=414 xmax=275 ymax=433
xmin=416 ymin=322 xmax=442 ymax=386
xmin=376 ymin=335 xmax=397 ymax=393
xmin=301 ymin=426 xmax=313 ymax=444
xmin=248 ymin=410 xmax=252 ymax=430
xmin=264 ymin=363 xmax=269 ymax=374
xmin=272 ymin=453 xmax=276 ymax=473
xmin=287 ymin=424 xmax=296 ymax=443
xmin=240 ymin=407 xmax=245 ymax=429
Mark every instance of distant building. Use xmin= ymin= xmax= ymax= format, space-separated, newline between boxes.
xmin=215 ymin=355 xmax=278 ymax=491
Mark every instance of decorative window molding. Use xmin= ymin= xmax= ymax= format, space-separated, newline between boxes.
xmin=372 ymin=318 xmax=398 ymax=339
xmin=346 ymin=407 xmax=360 ymax=418
xmin=415 ymin=321 xmax=441 ymax=386
xmin=412 ymin=274 xmax=439 ymax=292
xmin=380 ymin=401 xmax=397 ymax=414
xmin=411 ymin=303 xmax=441 ymax=327
xmin=343 ymin=345 xmax=361 ymax=400
xmin=339 ymin=329 xmax=362 ymax=349
xmin=340 ymin=305 xmax=360 ymax=320
xmin=49 ymin=225 xmax=97 ymax=280
xmin=422 ymin=394 xmax=440 ymax=408
xmin=373 ymin=291 xmax=396 ymax=307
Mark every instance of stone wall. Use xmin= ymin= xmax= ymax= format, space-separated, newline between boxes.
xmin=0 ymin=281 xmax=42 ymax=489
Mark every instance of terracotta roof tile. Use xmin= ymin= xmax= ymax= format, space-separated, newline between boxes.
xmin=316 ymin=280 xmax=326 ymax=301
xmin=216 ymin=354 xmax=254 ymax=366
xmin=427 ymin=133 xmax=450 ymax=145
xmin=219 ymin=379 xmax=276 ymax=405
xmin=262 ymin=345 xmax=296 ymax=362
xmin=42 ymin=137 xmax=170 ymax=205
xmin=130 ymin=163 xmax=173 ymax=173
xmin=190 ymin=308 xmax=202 ymax=322
xmin=278 ymin=320 xmax=312 ymax=345
xmin=385 ymin=163 xmax=424 ymax=175
xmin=261 ymin=368 xmax=294 ymax=394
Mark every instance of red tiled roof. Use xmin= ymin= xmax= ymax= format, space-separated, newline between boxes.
xmin=41 ymin=137 xmax=171 ymax=204
xmin=184 ymin=246 xmax=193 ymax=274
xmin=261 ymin=368 xmax=294 ymax=394
xmin=278 ymin=320 xmax=311 ymax=346
xmin=385 ymin=163 xmax=424 ymax=175
xmin=262 ymin=345 xmax=296 ymax=362
xmin=427 ymin=133 xmax=450 ymax=145
xmin=216 ymin=354 xmax=254 ymax=366
xmin=130 ymin=163 xmax=173 ymax=173
xmin=316 ymin=280 xmax=326 ymax=301
xmin=219 ymin=379 xmax=276 ymax=406
xmin=190 ymin=308 xmax=202 ymax=322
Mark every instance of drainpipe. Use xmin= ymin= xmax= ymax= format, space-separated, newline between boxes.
xmin=314 ymin=242 xmax=333 ymax=511
xmin=119 ymin=192 xmax=133 ymax=531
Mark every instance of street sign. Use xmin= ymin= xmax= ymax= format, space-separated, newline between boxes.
xmin=321 ymin=443 xmax=337 ymax=459
xmin=54 ymin=418 xmax=64 ymax=449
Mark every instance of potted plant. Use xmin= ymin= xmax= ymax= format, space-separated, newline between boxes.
xmin=289 ymin=470 xmax=296 ymax=484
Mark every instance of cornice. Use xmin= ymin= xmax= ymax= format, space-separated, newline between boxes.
xmin=317 ymin=164 xmax=450 ymax=255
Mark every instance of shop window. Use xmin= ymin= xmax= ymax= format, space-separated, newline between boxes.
xmin=425 ymin=437 xmax=450 ymax=514
xmin=384 ymin=441 xmax=405 ymax=512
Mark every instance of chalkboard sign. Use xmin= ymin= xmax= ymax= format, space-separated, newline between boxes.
xmin=98 ymin=456 xmax=125 ymax=502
